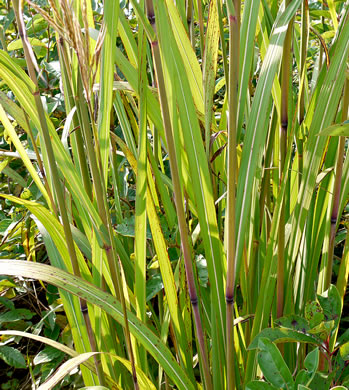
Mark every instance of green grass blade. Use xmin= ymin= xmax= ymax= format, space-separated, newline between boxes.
xmin=128 ymin=0 xmax=155 ymax=42
xmin=237 ymin=0 xmax=261 ymax=135
xmin=203 ymin=0 xmax=219 ymax=157
xmin=0 ymin=104 xmax=49 ymax=204
xmin=235 ymin=0 xmax=301 ymax=288
xmin=147 ymin=142 xmax=176 ymax=228
xmin=165 ymin=0 xmax=204 ymax=113
xmin=112 ymin=133 xmax=195 ymax=380
xmin=31 ymin=218 xmax=97 ymax=386
xmin=285 ymin=11 xmax=349 ymax=307
xmin=114 ymin=47 xmax=166 ymax=145
xmin=134 ymin=26 xmax=148 ymax=370
xmin=0 ymin=51 xmax=108 ymax=245
xmin=118 ymin=11 xmax=138 ymax=67
xmin=155 ymin=3 xmax=226 ymax=382
xmin=0 ymin=331 xmax=118 ymax=389
xmin=97 ymin=0 xmax=119 ymax=188
xmin=0 ymin=260 xmax=196 ymax=390
xmin=1 ymin=195 xmax=92 ymax=280
xmin=113 ymin=92 xmax=137 ymax=157
xmin=245 ymin=97 xmax=298 ymax=384
xmin=256 ymin=2 xmax=282 ymax=120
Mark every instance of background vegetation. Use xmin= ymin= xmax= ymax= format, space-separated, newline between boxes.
xmin=0 ymin=0 xmax=348 ymax=388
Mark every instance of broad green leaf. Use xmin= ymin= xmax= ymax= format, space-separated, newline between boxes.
xmin=257 ymin=337 xmax=294 ymax=389
xmin=0 ymin=308 xmax=35 ymax=324
xmin=274 ymin=314 xmax=310 ymax=332
xmin=305 ymin=300 xmax=324 ymax=329
xmin=317 ymin=121 xmax=349 ymax=136
xmin=246 ymin=381 xmax=279 ymax=389
xmin=116 ymin=216 xmax=151 ymax=239
xmin=7 ymin=37 xmax=47 ymax=50
xmin=294 ymin=348 xmax=319 ymax=388
xmin=295 ymin=370 xmax=312 ymax=388
xmin=26 ymin=15 xmax=48 ymax=35
xmin=146 ymin=274 xmax=163 ymax=301
xmin=0 ymin=345 xmax=26 ymax=368
xmin=317 ymin=285 xmax=342 ymax=330
xmin=308 ymin=321 xmax=334 ymax=339
xmin=34 ymin=346 xmax=65 ymax=365
xmin=249 ymin=327 xmax=320 ymax=349
xmin=0 ymin=260 xmax=196 ymax=390
xmin=0 ymin=219 xmax=13 ymax=235
xmin=304 ymin=347 xmax=319 ymax=373
xmin=339 ymin=342 xmax=349 ymax=360
xmin=0 ymin=297 xmax=15 ymax=310
xmin=308 ymin=372 xmax=332 ymax=390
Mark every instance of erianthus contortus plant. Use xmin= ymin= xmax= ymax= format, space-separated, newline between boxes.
xmin=0 ymin=0 xmax=348 ymax=388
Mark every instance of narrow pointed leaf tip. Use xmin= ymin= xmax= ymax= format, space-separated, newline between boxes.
xmin=317 ymin=120 xmax=349 ymax=136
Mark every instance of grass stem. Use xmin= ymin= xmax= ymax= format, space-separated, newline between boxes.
xmin=226 ymin=0 xmax=240 ymax=388
xmin=147 ymin=2 xmax=212 ymax=386
xmin=12 ymin=0 xmax=105 ymax=384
